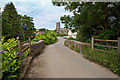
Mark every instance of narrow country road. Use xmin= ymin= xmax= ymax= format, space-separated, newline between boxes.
xmin=26 ymin=37 xmax=118 ymax=78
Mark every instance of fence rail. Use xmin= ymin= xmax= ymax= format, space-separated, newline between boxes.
xmin=21 ymin=39 xmax=29 ymax=45
xmin=1 ymin=38 xmax=31 ymax=75
xmin=94 ymin=39 xmax=118 ymax=42
xmin=92 ymin=37 xmax=120 ymax=54
xmin=18 ymin=38 xmax=31 ymax=74
xmin=94 ymin=44 xmax=118 ymax=49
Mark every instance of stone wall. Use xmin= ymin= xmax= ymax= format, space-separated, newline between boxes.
xmin=20 ymin=40 xmax=44 ymax=79
xmin=65 ymin=40 xmax=90 ymax=53
xmin=21 ymin=40 xmax=44 ymax=56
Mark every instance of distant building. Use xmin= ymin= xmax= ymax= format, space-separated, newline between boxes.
xmin=56 ymin=22 xmax=68 ymax=35
xmin=68 ymin=30 xmax=77 ymax=39
xmin=55 ymin=22 xmax=77 ymax=39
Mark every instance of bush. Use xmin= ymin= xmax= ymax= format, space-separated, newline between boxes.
xmin=32 ymin=31 xmax=58 ymax=45
xmin=76 ymin=27 xmax=93 ymax=42
xmin=94 ymin=28 xmax=118 ymax=40
xmin=67 ymin=37 xmax=76 ymax=40
xmin=2 ymin=37 xmax=18 ymax=50
xmin=2 ymin=48 xmax=21 ymax=80
xmin=57 ymin=33 xmax=67 ymax=37
xmin=2 ymin=37 xmax=29 ymax=80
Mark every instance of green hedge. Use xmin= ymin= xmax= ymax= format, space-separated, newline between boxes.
xmin=67 ymin=37 xmax=76 ymax=40
xmin=57 ymin=33 xmax=67 ymax=37
xmin=32 ymin=31 xmax=58 ymax=45
xmin=2 ymin=37 xmax=29 ymax=80
xmin=70 ymin=46 xmax=80 ymax=53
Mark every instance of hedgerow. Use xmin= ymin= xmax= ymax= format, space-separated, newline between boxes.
xmin=2 ymin=37 xmax=29 ymax=80
xmin=32 ymin=31 xmax=58 ymax=45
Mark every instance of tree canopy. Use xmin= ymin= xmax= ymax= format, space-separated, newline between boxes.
xmin=53 ymin=2 xmax=120 ymax=41
xmin=2 ymin=2 xmax=36 ymax=41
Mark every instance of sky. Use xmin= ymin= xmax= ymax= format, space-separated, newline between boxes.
xmin=0 ymin=0 xmax=73 ymax=30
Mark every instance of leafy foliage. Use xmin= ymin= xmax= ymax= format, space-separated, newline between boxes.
xmin=53 ymin=2 xmax=120 ymax=41
xmin=82 ymin=45 xmax=120 ymax=75
xmin=70 ymin=46 xmax=80 ymax=53
xmin=64 ymin=41 xmax=120 ymax=75
xmin=57 ymin=33 xmax=67 ymax=37
xmin=2 ymin=37 xmax=29 ymax=80
xmin=32 ymin=30 xmax=58 ymax=45
xmin=94 ymin=27 xmax=118 ymax=40
xmin=57 ymin=1 xmax=120 ymax=75
xmin=20 ymin=15 xmax=36 ymax=40
xmin=2 ymin=37 xmax=18 ymax=50
xmin=67 ymin=37 xmax=76 ymax=40
xmin=2 ymin=2 xmax=36 ymax=41
xmin=2 ymin=48 xmax=21 ymax=80
xmin=1 ymin=37 xmax=19 ymax=80
xmin=76 ymin=27 xmax=93 ymax=42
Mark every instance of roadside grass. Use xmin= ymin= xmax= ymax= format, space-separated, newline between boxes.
xmin=67 ymin=37 xmax=76 ymax=40
xmin=70 ymin=46 xmax=80 ymax=53
xmin=64 ymin=41 xmax=120 ymax=75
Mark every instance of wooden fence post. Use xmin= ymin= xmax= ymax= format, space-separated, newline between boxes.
xmin=92 ymin=37 xmax=94 ymax=50
xmin=18 ymin=40 xmax=22 ymax=73
xmin=118 ymin=37 xmax=120 ymax=55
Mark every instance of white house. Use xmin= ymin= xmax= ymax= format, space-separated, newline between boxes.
xmin=68 ymin=29 xmax=77 ymax=39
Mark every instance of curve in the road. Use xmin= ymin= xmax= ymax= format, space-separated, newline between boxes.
xmin=26 ymin=37 xmax=118 ymax=78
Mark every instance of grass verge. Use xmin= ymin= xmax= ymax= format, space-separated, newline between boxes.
xmin=64 ymin=41 xmax=120 ymax=75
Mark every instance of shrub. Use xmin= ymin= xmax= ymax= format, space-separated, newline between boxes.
xmin=2 ymin=48 xmax=21 ymax=80
xmin=76 ymin=27 xmax=93 ymax=42
xmin=70 ymin=46 xmax=80 ymax=53
xmin=94 ymin=28 xmax=118 ymax=40
xmin=67 ymin=37 xmax=76 ymax=40
xmin=57 ymin=33 xmax=67 ymax=37
xmin=74 ymin=47 xmax=80 ymax=52
xmin=2 ymin=37 xmax=18 ymax=50
xmin=32 ymin=31 xmax=58 ymax=45
xmin=2 ymin=37 xmax=29 ymax=80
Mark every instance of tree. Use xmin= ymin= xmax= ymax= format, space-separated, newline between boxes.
xmin=53 ymin=2 xmax=120 ymax=41
xmin=2 ymin=2 xmax=25 ymax=40
xmin=20 ymin=15 xmax=36 ymax=39
xmin=0 ymin=8 xmax=2 ymax=37
xmin=2 ymin=2 xmax=36 ymax=41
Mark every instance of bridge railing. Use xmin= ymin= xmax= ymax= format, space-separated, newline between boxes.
xmin=65 ymin=37 xmax=120 ymax=55
xmin=65 ymin=40 xmax=90 ymax=53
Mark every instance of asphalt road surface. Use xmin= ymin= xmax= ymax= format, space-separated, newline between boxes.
xmin=26 ymin=37 xmax=118 ymax=78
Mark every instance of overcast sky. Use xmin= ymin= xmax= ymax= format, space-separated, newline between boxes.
xmin=1 ymin=0 xmax=73 ymax=30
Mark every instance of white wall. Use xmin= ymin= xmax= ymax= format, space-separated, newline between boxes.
xmin=68 ymin=30 xmax=77 ymax=39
